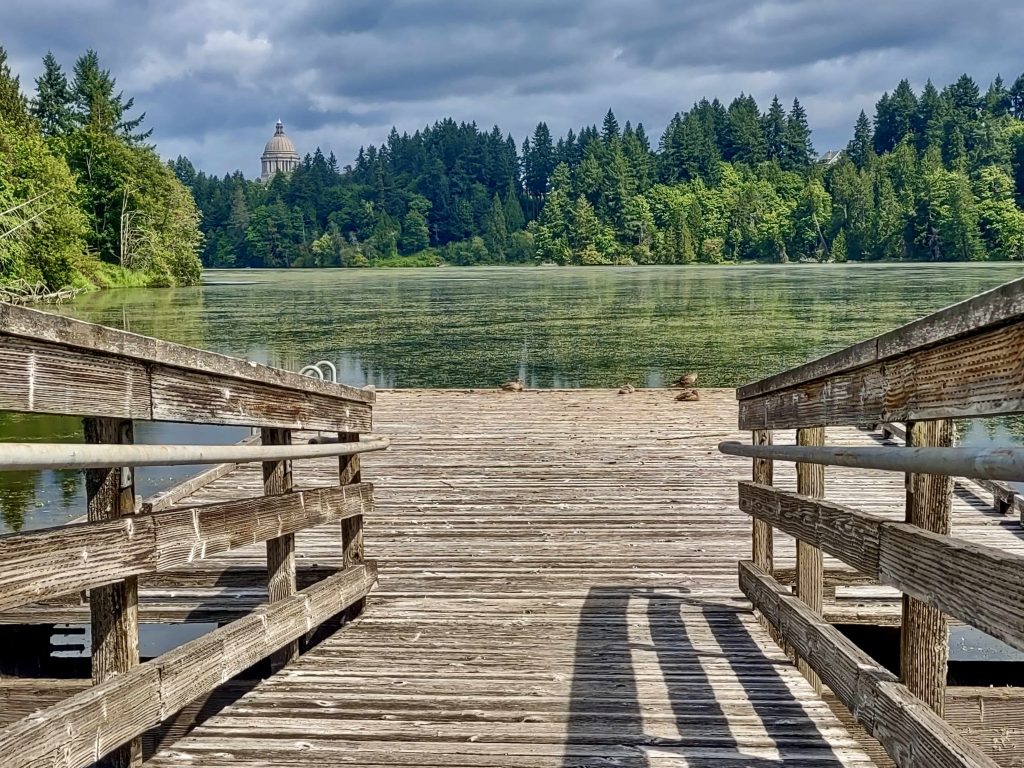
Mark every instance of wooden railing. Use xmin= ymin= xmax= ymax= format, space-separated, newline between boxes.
xmin=724 ymin=276 xmax=1024 ymax=768
xmin=0 ymin=303 xmax=384 ymax=768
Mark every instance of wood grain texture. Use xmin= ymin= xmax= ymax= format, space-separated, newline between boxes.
xmin=795 ymin=426 xmax=824 ymax=694
xmin=0 ymin=484 xmax=372 ymax=611
xmin=84 ymin=416 xmax=141 ymax=768
xmin=0 ymin=302 xmax=373 ymax=404
xmin=740 ymin=562 xmax=998 ymax=768
xmin=0 ymin=565 xmax=377 ymax=768
xmin=751 ymin=429 xmax=774 ymax=572
xmin=150 ymin=366 xmax=372 ymax=432
xmin=901 ymin=420 xmax=954 ymax=716
xmin=738 ymin=481 xmax=1024 ymax=654
xmin=263 ymin=427 xmax=298 ymax=670
xmin=739 ymin=319 xmax=1024 ymax=429
xmin=0 ymin=335 xmax=151 ymax=419
xmin=737 ymin=275 xmax=1024 ymax=400
xmin=141 ymin=434 xmax=261 ymax=514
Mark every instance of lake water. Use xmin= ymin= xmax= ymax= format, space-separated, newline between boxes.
xmin=3 ymin=262 xmax=1023 ymax=533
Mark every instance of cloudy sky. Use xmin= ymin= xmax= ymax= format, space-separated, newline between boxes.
xmin=5 ymin=0 xmax=1022 ymax=177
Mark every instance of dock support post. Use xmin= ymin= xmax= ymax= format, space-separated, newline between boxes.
xmin=338 ymin=432 xmax=365 ymax=618
xmin=796 ymin=425 xmax=825 ymax=694
xmin=901 ymin=419 xmax=954 ymax=715
xmin=751 ymin=429 xmax=784 ymax=647
xmin=84 ymin=416 xmax=141 ymax=768
xmin=263 ymin=427 xmax=297 ymax=670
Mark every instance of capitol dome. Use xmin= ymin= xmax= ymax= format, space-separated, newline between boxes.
xmin=261 ymin=120 xmax=300 ymax=181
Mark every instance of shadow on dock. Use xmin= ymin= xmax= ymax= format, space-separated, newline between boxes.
xmin=563 ymin=586 xmax=843 ymax=767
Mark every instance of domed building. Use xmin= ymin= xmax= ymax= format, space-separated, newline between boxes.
xmin=260 ymin=120 xmax=300 ymax=181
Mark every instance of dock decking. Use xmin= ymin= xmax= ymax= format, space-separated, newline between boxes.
xmin=137 ymin=389 xmax=1023 ymax=767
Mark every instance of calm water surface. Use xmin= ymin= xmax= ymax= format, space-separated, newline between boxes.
xmin=3 ymin=263 xmax=1022 ymax=533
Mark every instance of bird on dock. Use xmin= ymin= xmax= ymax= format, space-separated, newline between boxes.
xmin=672 ymin=373 xmax=698 ymax=388
xmin=618 ymin=383 xmax=635 ymax=394
xmin=675 ymin=388 xmax=700 ymax=402
xmin=500 ymin=378 xmax=524 ymax=392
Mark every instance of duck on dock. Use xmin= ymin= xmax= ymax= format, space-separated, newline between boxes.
xmin=618 ymin=383 xmax=635 ymax=394
xmin=675 ymin=388 xmax=700 ymax=402
xmin=500 ymin=378 xmax=524 ymax=392
xmin=673 ymin=372 xmax=698 ymax=388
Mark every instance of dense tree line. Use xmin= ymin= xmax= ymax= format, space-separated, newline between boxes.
xmin=0 ymin=47 xmax=202 ymax=290
xmin=181 ymin=72 xmax=1024 ymax=268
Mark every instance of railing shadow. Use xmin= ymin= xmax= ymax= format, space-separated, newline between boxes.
xmin=563 ymin=586 xmax=845 ymax=767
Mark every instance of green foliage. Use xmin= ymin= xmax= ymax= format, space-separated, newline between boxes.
xmin=0 ymin=47 xmax=201 ymax=290
xmin=176 ymin=70 xmax=1024 ymax=269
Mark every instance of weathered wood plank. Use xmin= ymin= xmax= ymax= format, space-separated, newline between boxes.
xmin=84 ymin=416 xmax=141 ymax=768
xmin=0 ymin=564 xmax=377 ymax=768
xmin=901 ymin=419 xmax=954 ymax=716
xmin=0 ymin=484 xmax=372 ymax=612
xmin=795 ymin=426 xmax=824 ymax=694
xmin=751 ymin=429 xmax=773 ymax=572
xmin=0 ymin=302 xmax=373 ymax=404
xmin=738 ymin=481 xmax=1024 ymax=654
xmin=150 ymin=366 xmax=372 ymax=432
xmin=738 ymin=275 xmax=1024 ymax=400
xmin=0 ymin=335 xmax=151 ymax=419
xmin=739 ymin=319 xmax=1024 ymax=429
xmin=263 ymin=427 xmax=298 ymax=670
xmin=739 ymin=561 xmax=999 ymax=768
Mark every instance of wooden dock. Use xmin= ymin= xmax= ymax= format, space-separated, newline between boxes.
xmin=129 ymin=389 xmax=1015 ymax=767
xmin=3 ymin=282 xmax=1024 ymax=768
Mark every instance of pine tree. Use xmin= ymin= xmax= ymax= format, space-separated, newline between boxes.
xmin=763 ymin=96 xmax=786 ymax=162
xmin=781 ymin=98 xmax=813 ymax=170
xmin=724 ymin=94 xmax=766 ymax=164
xmin=602 ymin=109 xmax=620 ymax=144
xmin=525 ymin=123 xmax=553 ymax=199
xmin=1011 ymin=73 xmax=1024 ymax=120
xmin=846 ymin=111 xmax=874 ymax=169
xmin=0 ymin=47 xmax=31 ymax=132
xmin=481 ymin=193 xmax=508 ymax=259
xmin=31 ymin=52 xmax=73 ymax=136
xmin=71 ymin=50 xmax=152 ymax=142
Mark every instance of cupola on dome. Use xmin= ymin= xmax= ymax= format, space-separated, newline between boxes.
xmin=261 ymin=120 xmax=300 ymax=181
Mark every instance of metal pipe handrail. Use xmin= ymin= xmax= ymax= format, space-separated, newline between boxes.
xmin=719 ymin=441 xmax=1024 ymax=483
xmin=0 ymin=437 xmax=390 ymax=472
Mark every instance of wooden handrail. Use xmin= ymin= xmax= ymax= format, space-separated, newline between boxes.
xmin=0 ymin=564 xmax=377 ymax=768
xmin=0 ymin=483 xmax=373 ymax=613
xmin=738 ymin=481 xmax=1024 ymax=654
xmin=737 ymin=275 xmax=1024 ymax=400
xmin=739 ymin=562 xmax=998 ymax=768
xmin=0 ymin=302 xmax=372 ymax=404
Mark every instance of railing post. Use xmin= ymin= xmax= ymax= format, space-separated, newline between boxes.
xmin=84 ymin=416 xmax=140 ymax=768
xmin=751 ymin=430 xmax=774 ymax=571
xmin=796 ymin=425 xmax=825 ymax=694
xmin=338 ymin=432 xmax=365 ymax=617
xmin=901 ymin=419 xmax=954 ymax=715
xmin=262 ymin=427 xmax=297 ymax=670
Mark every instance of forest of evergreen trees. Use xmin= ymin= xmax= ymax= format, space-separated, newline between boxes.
xmin=177 ymin=72 xmax=1024 ymax=269
xmin=0 ymin=47 xmax=202 ymax=290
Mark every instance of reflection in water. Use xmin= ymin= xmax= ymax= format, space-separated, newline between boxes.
xmin=53 ymin=263 xmax=1024 ymax=389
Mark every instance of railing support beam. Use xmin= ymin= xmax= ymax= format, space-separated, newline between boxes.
xmin=339 ymin=432 xmax=366 ymax=619
xmin=84 ymin=416 xmax=140 ymax=768
xmin=263 ymin=427 xmax=297 ymax=671
xmin=796 ymin=425 xmax=824 ymax=695
xmin=901 ymin=419 xmax=954 ymax=716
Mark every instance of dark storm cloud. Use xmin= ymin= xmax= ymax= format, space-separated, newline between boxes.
xmin=5 ymin=0 xmax=1023 ymax=176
